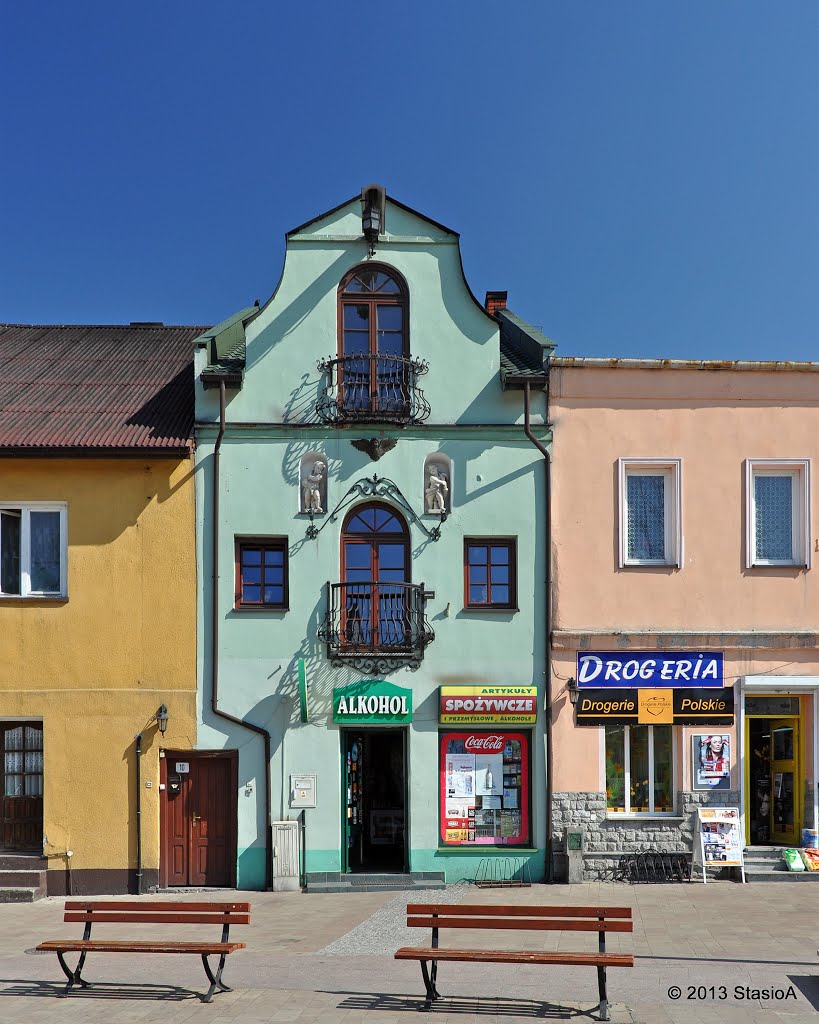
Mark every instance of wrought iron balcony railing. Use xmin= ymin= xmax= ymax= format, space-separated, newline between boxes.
xmin=316 ymin=354 xmax=431 ymax=425
xmin=317 ymin=580 xmax=434 ymax=669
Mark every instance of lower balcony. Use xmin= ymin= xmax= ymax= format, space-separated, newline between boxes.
xmin=317 ymin=581 xmax=434 ymax=671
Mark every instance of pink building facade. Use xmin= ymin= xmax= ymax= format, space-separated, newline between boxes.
xmin=550 ymin=358 xmax=819 ymax=879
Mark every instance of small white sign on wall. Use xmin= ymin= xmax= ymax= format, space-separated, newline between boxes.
xmin=290 ymin=774 xmax=317 ymax=808
xmin=175 ymin=762 xmax=190 ymax=774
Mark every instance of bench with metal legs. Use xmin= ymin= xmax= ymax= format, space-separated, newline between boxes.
xmin=395 ymin=903 xmax=634 ymax=1022
xmin=37 ymin=901 xmax=250 ymax=1003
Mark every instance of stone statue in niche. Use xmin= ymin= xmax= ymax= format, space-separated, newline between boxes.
xmin=425 ymin=463 xmax=449 ymax=514
xmin=301 ymin=460 xmax=327 ymax=514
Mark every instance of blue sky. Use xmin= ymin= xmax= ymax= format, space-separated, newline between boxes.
xmin=2 ymin=2 xmax=817 ymax=360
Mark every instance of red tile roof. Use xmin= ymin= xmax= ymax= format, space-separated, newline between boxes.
xmin=0 ymin=323 xmax=205 ymax=454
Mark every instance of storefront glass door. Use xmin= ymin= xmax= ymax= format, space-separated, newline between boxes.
xmin=745 ymin=697 xmax=801 ymax=846
xmin=342 ymin=729 xmax=407 ymax=873
xmin=770 ymin=719 xmax=798 ymax=845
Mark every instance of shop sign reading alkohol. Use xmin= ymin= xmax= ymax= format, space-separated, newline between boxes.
xmin=575 ymin=686 xmax=734 ymax=726
xmin=333 ymin=679 xmax=412 ymax=724
xmin=439 ymin=686 xmax=537 ymax=726
xmin=576 ymin=651 xmax=723 ymax=688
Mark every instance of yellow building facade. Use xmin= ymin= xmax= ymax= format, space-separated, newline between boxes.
xmin=0 ymin=323 xmax=201 ymax=896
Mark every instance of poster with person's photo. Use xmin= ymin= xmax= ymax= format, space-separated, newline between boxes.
xmin=692 ymin=734 xmax=731 ymax=791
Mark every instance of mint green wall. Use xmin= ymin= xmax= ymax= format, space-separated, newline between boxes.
xmin=194 ymin=197 xmax=549 ymax=887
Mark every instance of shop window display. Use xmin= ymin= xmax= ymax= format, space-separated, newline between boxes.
xmin=605 ymin=725 xmax=674 ymax=814
xmin=439 ymin=732 xmax=530 ymax=846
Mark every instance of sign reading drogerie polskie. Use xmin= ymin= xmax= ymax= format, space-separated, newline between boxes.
xmin=575 ymin=686 xmax=734 ymax=726
xmin=576 ymin=651 xmax=723 ymax=688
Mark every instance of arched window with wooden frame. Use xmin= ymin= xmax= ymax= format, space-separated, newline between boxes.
xmin=340 ymin=501 xmax=410 ymax=650
xmin=338 ymin=265 xmax=409 ymax=419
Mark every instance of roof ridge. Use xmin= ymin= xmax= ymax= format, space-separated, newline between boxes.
xmin=0 ymin=323 xmax=209 ymax=330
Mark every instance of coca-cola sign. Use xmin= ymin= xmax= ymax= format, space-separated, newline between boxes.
xmin=464 ymin=733 xmax=505 ymax=753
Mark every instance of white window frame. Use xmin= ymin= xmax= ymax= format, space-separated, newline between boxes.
xmin=0 ymin=502 xmax=68 ymax=598
xmin=745 ymin=459 xmax=810 ymax=569
xmin=604 ymin=724 xmax=677 ymax=816
xmin=618 ymin=458 xmax=682 ymax=567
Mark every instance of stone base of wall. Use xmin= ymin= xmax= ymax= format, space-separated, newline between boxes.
xmin=552 ymin=790 xmax=740 ymax=882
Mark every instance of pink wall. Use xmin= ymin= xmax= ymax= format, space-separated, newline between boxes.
xmin=551 ymin=365 xmax=819 ymax=631
xmin=550 ymin=363 xmax=819 ymax=795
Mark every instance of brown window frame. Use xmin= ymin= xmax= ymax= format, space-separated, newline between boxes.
xmin=337 ymin=263 xmax=409 ymax=361
xmin=234 ymin=537 xmax=289 ymax=610
xmin=463 ymin=538 xmax=517 ymax=610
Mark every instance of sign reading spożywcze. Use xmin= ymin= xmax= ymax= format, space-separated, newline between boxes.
xmin=576 ymin=651 xmax=723 ymax=688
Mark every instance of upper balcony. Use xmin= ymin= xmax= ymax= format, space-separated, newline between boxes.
xmin=316 ymin=354 xmax=430 ymax=426
xmin=317 ymin=580 xmax=434 ymax=671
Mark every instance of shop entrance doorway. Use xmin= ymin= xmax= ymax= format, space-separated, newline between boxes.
xmin=746 ymin=701 xmax=802 ymax=846
xmin=342 ymin=729 xmax=407 ymax=873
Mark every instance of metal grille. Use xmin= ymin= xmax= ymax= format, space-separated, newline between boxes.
xmin=316 ymin=354 xmax=431 ymax=425
xmin=755 ymin=474 xmax=793 ymax=560
xmin=318 ymin=580 xmax=434 ymax=664
xmin=627 ymin=474 xmax=665 ymax=560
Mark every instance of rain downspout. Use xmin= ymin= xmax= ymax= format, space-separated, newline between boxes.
xmin=523 ymin=380 xmax=553 ymax=883
xmin=212 ymin=379 xmax=273 ymax=888
xmin=135 ymin=732 xmax=143 ymax=895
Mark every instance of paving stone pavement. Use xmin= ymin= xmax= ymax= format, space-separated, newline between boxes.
xmin=0 ymin=881 xmax=816 ymax=1023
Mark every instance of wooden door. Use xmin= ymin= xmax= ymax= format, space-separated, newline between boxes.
xmin=1 ymin=723 xmax=43 ymax=850
xmin=161 ymin=752 xmax=237 ymax=887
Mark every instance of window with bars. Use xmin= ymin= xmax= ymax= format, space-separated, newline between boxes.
xmin=746 ymin=460 xmax=810 ymax=567
xmin=605 ymin=724 xmax=674 ymax=814
xmin=2 ymin=724 xmax=44 ymax=798
xmin=235 ymin=538 xmax=288 ymax=609
xmin=0 ymin=504 xmax=67 ymax=597
xmin=618 ymin=460 xmax=681 ymax=567
xmin=464 ymin=539 xmax=517 ymax=609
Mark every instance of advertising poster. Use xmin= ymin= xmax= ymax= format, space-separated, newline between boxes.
xmin=693 ymin=807 xmax=745 ymax=882
xmin=439 ymin=732 xmax=529 ymax=846
xmin=446 ymin=754 xmax=475 ymax=798
xmin=692 ymin=734 xmax=731 ymax=791
xmin=474 ymin=754 xmax=503 ymax=796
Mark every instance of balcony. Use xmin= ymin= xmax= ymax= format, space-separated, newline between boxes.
xmin=316 ymin=354 xmax=431 ymax=426
xmin=317 ymin=581 xmax=435 ymax=671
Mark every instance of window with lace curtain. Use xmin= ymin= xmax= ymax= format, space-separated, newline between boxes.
xmin=745 ymin=459 xmax=810 ymax=568
xmin=618 ymin=459 xmax=681 ymax=567
xmin=0 ymin=503 xmax=67 ymax=597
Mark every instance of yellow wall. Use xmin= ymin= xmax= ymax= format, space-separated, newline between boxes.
xmin=0 ymin=458 xmax=197 ymax=880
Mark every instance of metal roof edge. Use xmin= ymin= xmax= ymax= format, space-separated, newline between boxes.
xmin=191 ymin=306 xmax=259 ymax=347
xmin=0 ymin=445 xmax=193 ymax=459
xmin=551 ymin=356 xmax=819 ymax=372
xmin=286 ymin=193 xmax=460 ymax=239
xmin=497 ymin=309 xmax=556 ymax=352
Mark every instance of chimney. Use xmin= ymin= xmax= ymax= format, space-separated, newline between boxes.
xmin=485 ymin=291 xmax=507 ymax=317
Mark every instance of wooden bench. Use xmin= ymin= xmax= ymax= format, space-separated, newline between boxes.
xmin=36 ymin=900 xmax=250 ymax=1002
xmin=395 ymin=903 xmax=633 ymax=1021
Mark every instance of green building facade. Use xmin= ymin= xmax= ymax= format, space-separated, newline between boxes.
xmin=193 ymin=189 xmax=552 ymax=889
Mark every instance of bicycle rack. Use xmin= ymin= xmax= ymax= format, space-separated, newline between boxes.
xmin=473 ymin=857 xmax=532 ymax=888
xmin=616 ymin=849 xmax=690 ymax=883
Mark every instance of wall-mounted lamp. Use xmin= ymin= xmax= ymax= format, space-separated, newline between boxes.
xmin=155 ymin=704 xmax=169 ymax=736
xmin=360 ymin=184 xmax=386 ymax=257
xmin=567 ymin=678 xmax=579 ymax=706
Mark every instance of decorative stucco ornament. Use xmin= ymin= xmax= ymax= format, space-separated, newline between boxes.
xmin=350 ymin=437 xmax=398 ymax=462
